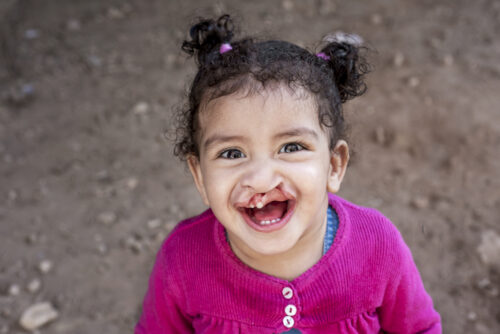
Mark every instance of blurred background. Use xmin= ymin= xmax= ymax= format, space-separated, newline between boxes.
xmin=0 ymin=0 xmax=499 ymax=333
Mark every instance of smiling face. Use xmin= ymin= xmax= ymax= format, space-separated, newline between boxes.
xmin=188 ymin=84 xmax=349 ymax=270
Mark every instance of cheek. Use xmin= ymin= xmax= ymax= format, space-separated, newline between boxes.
xmin=290 ymin=159 xmax=330 ymax=184
xmin=202 ymin=167 xmax=236 ymax=206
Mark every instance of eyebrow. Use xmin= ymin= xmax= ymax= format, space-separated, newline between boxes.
xmin=203 ymin=134 xmax=246 ymax=150
xmin=203 ymin=127 xmax=319 ymax=150
xmin=273 ymin=127 xmax=319 ymax=140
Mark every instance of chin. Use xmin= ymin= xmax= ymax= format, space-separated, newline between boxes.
xmin=247 ymin=234 xmax=297 ymax=256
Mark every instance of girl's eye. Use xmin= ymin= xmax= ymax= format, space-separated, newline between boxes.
xmin=279 ymin=143 xmax=305 ymax=153
xmin=219 ymin=149 xmax=246 ymax=159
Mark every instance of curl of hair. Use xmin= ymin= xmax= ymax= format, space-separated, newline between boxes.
xmin=319 ymin=42 xmax=370 ymax=103
xmin=181 ymin=14 xmax=234 ymax=66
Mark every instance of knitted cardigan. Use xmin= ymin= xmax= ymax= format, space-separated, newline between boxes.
xmin=135 ymin=194 xmax=441 ymax=333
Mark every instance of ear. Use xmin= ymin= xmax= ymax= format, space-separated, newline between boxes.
xmin=187 ymin=155 xmax=210 ymax=206
xmin=327 ymin=140 xmax=349 ymax=193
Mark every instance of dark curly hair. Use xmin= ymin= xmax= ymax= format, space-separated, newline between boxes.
xmin=175 ymin=14 xmax=370 ymax=159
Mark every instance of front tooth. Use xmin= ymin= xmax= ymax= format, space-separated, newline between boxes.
xmin=256 ymin=202 xmax=264 ymax=209
xmin=249 ymin=204 xmax=255 ymax=209
xmin=260 ymin=220 xmax=269 ymax=225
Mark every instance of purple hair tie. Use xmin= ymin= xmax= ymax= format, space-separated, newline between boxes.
xmin=220 ymin=43 xmax=233 ymax=54
xmin=316 ymin=52 xmax=330 ymax=61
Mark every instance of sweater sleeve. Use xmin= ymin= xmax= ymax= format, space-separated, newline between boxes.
xmin=135 ymin=242 xmax=193 ymax=334
xmin=378 ymin=228 xmax=442 ymax=334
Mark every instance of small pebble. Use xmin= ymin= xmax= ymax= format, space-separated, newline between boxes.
xmin=8 ymin=284 xmax=21 ymax=296
xmin=97 ymin=243 xmax=108 ymax=254
xmin=21 ymin=84 xmax=35 ymax=95
xmin=125 ymin=236 xmax=143 ymax=253
xmin=132 ymin=101 xmax=150 ymax=115
xmin=24 ymin=29 xmax=40 ymax=39
xmin=8 ymin=189 xmax=18 ymax=201
xmin=38 ymin=260 xmax=53 ymax=274
xmin=477 ymin=230 xmax=500 ymax=268
xmin=477 ymin=278 xmax=491 ymax=289
xmin=282 ymin=0 xmax=294 ymax=11
xmin=407 ymin=76 xmax=420 ymax=88
xmin=66 ymin=18 xmax=81 ymax=31
xmin=467 ymin=311 xmax=477 ymax=321
xmin=126 ymin=177 xmax=139 ymax=190
xmin=87 ymin=55 xmax=102 ymax=67
xmin=19 ymin=302 xmax=58 ymax=331
xmin=97 ymin=211 xmax=117 ymax=225
xmin=27 ymin=278 xmax=42 ymax=293
xmin=443 ymin=54 xmax=454 ymax=66
xmin=107 ymin=7 xmax=125 ymax=19
xmin=147 ymin=218 xmax=162 ymax=230
xmin=411 ymin=196 xmax=430 ymax=210
xmin=393 ymin=52 xmax=405 ymax=67
xmin=370 ymin=13 xmax=383 ymax=25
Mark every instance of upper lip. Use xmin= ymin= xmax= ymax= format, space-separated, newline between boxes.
xmin=235 ymin=187 xmax=294 ymax=209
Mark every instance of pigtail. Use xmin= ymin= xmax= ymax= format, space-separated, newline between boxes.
xmin=182 ymin=14 xmax=235 ymax=66
xmin=319 ymin=33 xmax=370 ymax=103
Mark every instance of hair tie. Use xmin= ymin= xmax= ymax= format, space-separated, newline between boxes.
xmin=220 ymin=43 xmax=233 ymax=54
xmin=322 ymin=31 xmax=363 ymax=47
xmin=316 ymin=52 xmax=330 ymax=61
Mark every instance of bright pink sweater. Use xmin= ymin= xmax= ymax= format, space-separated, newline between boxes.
xmin=135 ymin=194 xmax=441 ymax=333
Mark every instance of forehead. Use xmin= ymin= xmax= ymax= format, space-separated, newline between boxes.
xmin=198 ymin=85 xmax=320 ymax=131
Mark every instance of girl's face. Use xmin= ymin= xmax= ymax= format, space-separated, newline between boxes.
xmin=188 ymin=85 xmax=348 ymax=261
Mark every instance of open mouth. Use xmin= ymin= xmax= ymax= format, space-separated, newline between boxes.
xmin=239 ymin=199 xmax=296 ymax=231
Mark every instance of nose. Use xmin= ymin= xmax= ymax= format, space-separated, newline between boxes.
xmin=240 ymin=157 xmax=282 ymax=194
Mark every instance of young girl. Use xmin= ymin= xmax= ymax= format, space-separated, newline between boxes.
xmin=135 ymin=14 xmax=441 ymax=333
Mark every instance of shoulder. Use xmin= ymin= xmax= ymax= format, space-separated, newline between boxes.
xmin=163 ymin=209 xmax=215 ymax=245
xmin=331 ymin=194 xmax=400 ymax=236
xmin=160 ymin=208 xmax=217 ymax=256
xmin=154 ymin=209 xmax=218 ymax=277
xmin=330 ymin=194 xmax=410 ymax=265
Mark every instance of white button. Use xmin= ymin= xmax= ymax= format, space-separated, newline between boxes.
xmin=283 ymin=315 xmax=295 ymax=328
xmin=285 ymin=304 xmax=297 ymax=316
xmin=282 ymin=287 xmax=293 ymax=299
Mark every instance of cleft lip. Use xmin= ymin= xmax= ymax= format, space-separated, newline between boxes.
xmin=236 ymin=187 xmax=295 ymax=209
xmin=234 ymin=185 xmax=297 ymax=231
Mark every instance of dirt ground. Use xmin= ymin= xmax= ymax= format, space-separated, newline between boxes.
xmin=1 ymin=0 xmax=499 ymax=333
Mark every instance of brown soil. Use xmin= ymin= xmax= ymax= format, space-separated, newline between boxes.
xmin=1 ymin=0 xmax=499 ymax=333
